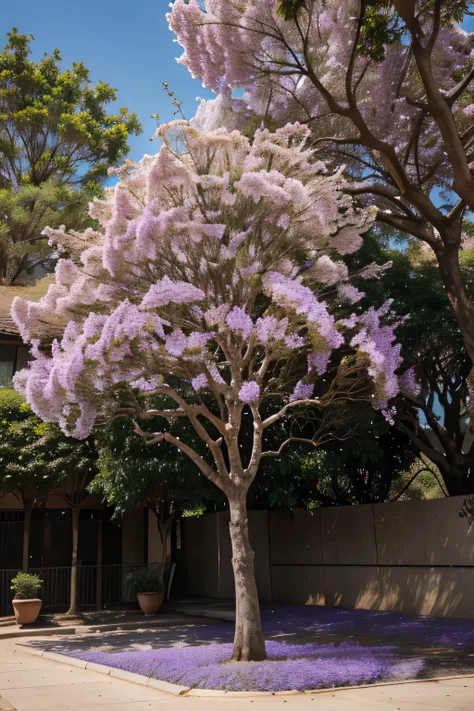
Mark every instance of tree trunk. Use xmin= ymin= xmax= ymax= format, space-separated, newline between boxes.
xmin=157 ymin=520 xmax=172 ymax=587
xmin=96 ymin=518 xmax=103 ymax=611
xmin=228 ymin=495 xmax=266 ymax=661
xmin=437 ymin=235 xmax=474 ymax=366
xmin=22 ymin=500 xmax=33 ymax=573
xmin=440 ymin=468 xmax=474 ymax=497
xmin=67 ymin=507 xmax=80 ymax=616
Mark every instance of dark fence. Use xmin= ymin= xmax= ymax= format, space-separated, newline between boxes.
xmin=0 ymin=562 xmax=152 ymax=617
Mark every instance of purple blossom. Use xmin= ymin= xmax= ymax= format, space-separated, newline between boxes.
xmin=289 ymin=380 xmax=314 ymax=402
xmin=350 ymin=304 xmax=402 ymax=402
xmin=264 ymin=272 xmax=343 ymax=350
xmin=399 ymin=368 xmax=420 ymax=397
xmin=240 ymin=261 xmax=261 ymax=276
xmin=204 ymin=304 xmax=230 ymax=326
xmin=285 ymin=334 xmax=306 ymax=349
xmin=141 ymin=277 xmax=205 ymax=309
xmin=255 ymin=316 xmax=281 ymax=344
xmin=226 ymin=306 xmax=253 ymax=339
xmin=192 ymin=373 xmax=208 ymax=391
xmin=239 ymin=380 xmax=260 ymax=403
xmin=165 ymin=329 xmax=187 ymax=357
xmin=277 ymin=213 xmax=290 ymax=229
xmin=338 ymin=284 xmax=364 ymax=304
xmin=11 ymin=118 xmax=403 ymax=444
xmin=64 ymin=640 xmax=424 ymax=692
xmin=308 ymin=351 xmax=331 ymax=375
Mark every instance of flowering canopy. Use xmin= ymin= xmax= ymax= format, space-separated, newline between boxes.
xmin=169 ymin=0 xmax=474 ymax=197
xmin=12 ymin=122 xmax=405 ymax=450
xmin=168 ymin=0 xmax=474 ymax=365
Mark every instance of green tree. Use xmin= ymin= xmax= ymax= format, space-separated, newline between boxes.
xmin=348 ymin=235 xmax=474 ymax=495
xmin=0 ymin=388 xmax=97 ymax=612
xmin=0 ymin=391 xmax=55 ymax=570
xmin=44 ymin=436 xmax=97 ymax=616
xmin=0 ymin=389 xmax=60 ymax=571
xmin=0 ymin=28 xmax=141 ymax=283
xmin=298 ymin=426 xmax=417 ymax=507
xmin=92 ymin=406 xmax=222 ymax=586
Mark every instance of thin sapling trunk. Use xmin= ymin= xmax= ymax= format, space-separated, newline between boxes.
xmin=67 ymin=506 xmax=80 ymax=616
xmin=22 ymin=499 xmax=33 ymax=573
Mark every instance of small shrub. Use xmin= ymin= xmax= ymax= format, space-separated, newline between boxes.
xmin=11 ymin=572 xmax=43 ymax=600
xmin=127 ymin=567 xmax=163 ymax=594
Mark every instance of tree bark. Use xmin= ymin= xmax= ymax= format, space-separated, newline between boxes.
xmin=96 ymin=518 xmax=103 ymax=611
xmin=228 ymin=495 xmax=266 ymax=662
xmin=22 ymin=500 xmax=33 ymax=573
xmin=437 ymin=239 xmax=474 ymax=365
xmin=157 ymin=517 xmax=174 ymax=588
xmin=67 ymin=506 xmax=80 ymax=616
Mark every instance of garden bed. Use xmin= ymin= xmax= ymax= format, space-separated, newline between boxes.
xmin=27 ymin=605 xmax=474 ymax=693
xmin=63 ymin=640 xmax=424 ymax=692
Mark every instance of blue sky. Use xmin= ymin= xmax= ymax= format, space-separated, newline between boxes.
xmin=1 ymin=0 xmax=213 ymax=162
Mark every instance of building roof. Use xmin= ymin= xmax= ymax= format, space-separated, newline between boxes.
xmin=0 ymin=278 xmax=53 ymax=337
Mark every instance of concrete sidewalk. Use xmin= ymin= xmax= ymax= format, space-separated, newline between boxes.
xmin=0 ymin=612 xmax=206 ymax=641
xmin=0 ymin=637 xmax=473 ymax=710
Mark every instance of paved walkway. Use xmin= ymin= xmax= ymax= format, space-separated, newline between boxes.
xmin=0 ymin=637 xmax=473 ymax=710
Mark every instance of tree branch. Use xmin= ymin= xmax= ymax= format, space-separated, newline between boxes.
xmin=446 ymin=66 xmax=474 ymax=106
xmin=261 ymin=436 xmax=319 ymax=458
xmin=262 ymin=398 xmax=321 ymax=430
xmin=134 ymin=423 xmax=228 ymax=493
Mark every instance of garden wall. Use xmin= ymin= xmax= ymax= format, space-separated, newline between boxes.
xmin=180 ymin=496 xmax=474 ymax=619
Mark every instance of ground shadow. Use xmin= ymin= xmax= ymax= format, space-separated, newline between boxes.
xmin=23 ymin=604 xmax=474 ymax=681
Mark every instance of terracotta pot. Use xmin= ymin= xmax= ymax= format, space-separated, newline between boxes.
xmin=137 ymin=592 xmax=164 ymax=615
xmin=12 ymin=598 xmax=42 ymax=625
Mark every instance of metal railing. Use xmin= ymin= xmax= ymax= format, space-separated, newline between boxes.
xmin=0 ymin=562 xmax=153 ymax=617
xmin=0 ymin=569 xmax=18 ymax=618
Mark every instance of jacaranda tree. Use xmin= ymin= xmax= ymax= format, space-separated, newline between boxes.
xmin=169 ymin=0 xmax=474 ymax=363
xmin=12 ymin=122 xmax=408 ymax=661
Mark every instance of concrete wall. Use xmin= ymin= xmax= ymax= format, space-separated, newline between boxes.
xmin=181 ymin=496 xmax=474 ymax=619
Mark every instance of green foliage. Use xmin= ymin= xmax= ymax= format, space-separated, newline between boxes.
xmin=0 ymin=389 xmax=96 ymax=503
xmin=92 ymin=392 xmax=222 ymax=520
xmin=300 ymin=426 xmax=416 ymax=506
xmin=127 ymin=567 xmax=163 ymax=594
xmin=0 ymin=388 xmax=29 ymax=421
xmin=11 ymin=572 xmax=42 ymax=599
xmin=346 ymin=234 xmax=471 ymax=379
xmin=389 ymin=462 xmax=446 ymax=501
xmin=357 ymin=2 xmax=402 ymax=62
xmin=276 ymin=0 xmax=306 ymax=20
xmin=356 ymin=1 xmax=473 ymax=63
xmin=0 ymin=28 xmax=141 ymax=283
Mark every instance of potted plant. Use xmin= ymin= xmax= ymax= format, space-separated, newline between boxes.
xmin=127 ymin=567 xmax=164 ymax=615
xmin=11 ymin=572 xmax=43 ymax=625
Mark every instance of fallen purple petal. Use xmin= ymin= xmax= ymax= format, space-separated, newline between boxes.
xmin=65 ymin=640 xmax=424 ymax=692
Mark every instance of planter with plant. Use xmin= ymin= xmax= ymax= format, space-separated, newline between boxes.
xmin=127 ymin=568 xmax=164 ymax=615
xmin=11 ymin=572 xmax=43 ymax=625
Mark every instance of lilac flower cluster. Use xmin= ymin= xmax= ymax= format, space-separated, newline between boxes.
xmin=226 ymin=306 xmax=253 ymax=339
xmin=289 ymin=380 xmax=314 ymax=402
xmin=239 ymin=380 xmax=260 ymax=403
